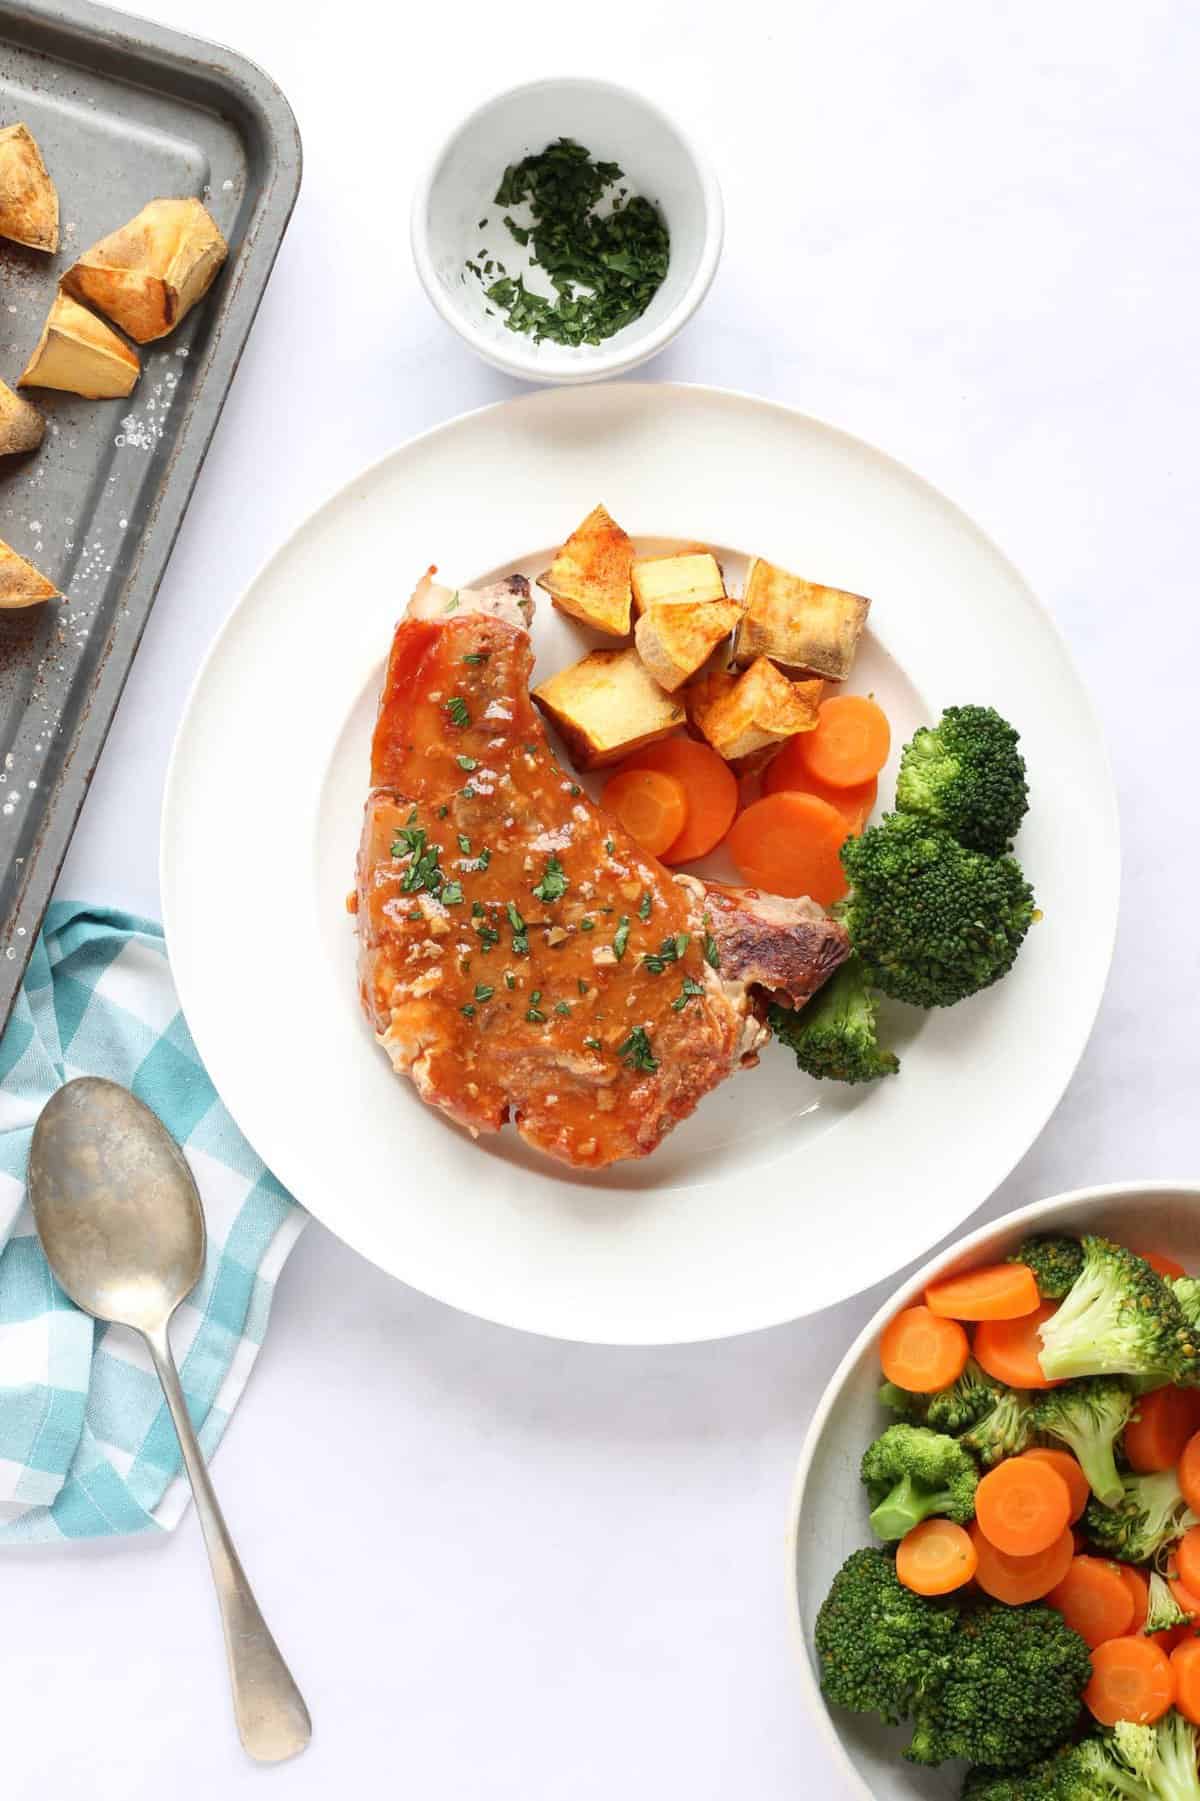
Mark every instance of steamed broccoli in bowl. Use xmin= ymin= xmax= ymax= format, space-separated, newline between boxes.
xmin=1037 ymin=1236 xmax=1200 ymax=1385
xmin=1030 ymin=1377 xmax=1132 ymax=1506
xmin=860 ymin=1423 xmax=979 ymax=1540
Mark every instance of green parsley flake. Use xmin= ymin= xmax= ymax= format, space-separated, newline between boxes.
xmin=475 ymin=983 xmax=494 ymax=1003
xmin=584 ymin=1036 xmax=602 ymax=1052
xmin=612 ymin=916 xmax=631 ymax=960
xmin=460 ymin=1003 xmax=476 ymax=1018
xmin=605 ymin=839 xmax=615 ymax=855
xmin=504 ymin=972 xmax=516 ymax=991
xmin=577 ymin=978 xmax=589 ymax=996
xmin=477 ymin=924 xmax=500 ymax=951
xmin=671 ymin=977 xmax=705 ymax=1012
xmin=458 ymin=833 xmax=472 ymax=855
xmin=703 ymin=923 xmax=721 ymax=970
xmin=526 ymin=1005 xmax=546 ymax=1023
xmin=532 ymin=855 xmax=568 ymax=903
xmin=554 ymin=1000 xmax=571 ymax=1017
xmin=462 ymin=652 xmax=488 ymax=666
xmin=457 ymin=754 xmax=478 ymax=771
xmin=441 ymin=881 xmax=464 ymax=906
xmin=446 ymin=695 xmax=470 ymax=729
xmin=642 ymin=932 xmax=690 ymax=974
xmin=580 ymin=917 xmax=595 ymax=931
xmin=638 ymin=892 xmax=652 ymax=921
xmin=618 ymin=1026 xmax=658 ymax=1072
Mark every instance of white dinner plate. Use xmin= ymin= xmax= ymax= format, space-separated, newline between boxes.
xmin=160 ymin=383 xmax=1119 ymax=1345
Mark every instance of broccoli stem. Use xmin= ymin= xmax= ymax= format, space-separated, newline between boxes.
xmin=869 ymin=1474 xmax=956 ymax=1542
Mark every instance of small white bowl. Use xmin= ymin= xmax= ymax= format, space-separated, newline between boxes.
xmin=787 ymin=1179 xmax=1200 ymax=1801
xmin=410 ymin=77 xmax=723 ymax=384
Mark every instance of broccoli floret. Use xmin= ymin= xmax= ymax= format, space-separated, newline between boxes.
xmin=1030 ymin=1378 xmax=1132 ymax=1507
xmin=961 ymin=1387 xmax=1036 ymax=1467
xmin=926 ymin=1358 xmax=1004 ymax=1434
xmin=1072 ymin=1734 xmax=1155 ymax=1798
xmin=962 ymin=1763 xmax=1059 ymax=1799
xmin=1013 ymin=1235 xmax=1086 ymax=1301
xmin=768 ymin=955 xmax=899 ymax=1084
xmin=1083 ymin=1468 xmax=1198 ymax=1564
xmin=906 ymin=1599 xmax=1092 ymax=1770
xmin=1173 ymin=1277 xmax=1200 ymax=1329
xmin=1145 ymin=1570 xmax=1193 ymax=1634
xmin=878 ymin=1358 xmax=1001 ymax=1434
xmin=964 ymin=1740 xmax=1148 ymax=1799
xmin=1038 ymin=1236 xmax=1200 ymax=1385
xmin=839 ymin=814 xmax=1036 ymax=1008
xmin=860 ymin=1422 xmax=979 ymax=1540
xmin=1113 ymin=1712 xmax=1200 ymax=1799
xmin=896 ymin=704 xmax=1030 ymax=855
xmin=814 ymin=1546 xmax=958 ymax=1726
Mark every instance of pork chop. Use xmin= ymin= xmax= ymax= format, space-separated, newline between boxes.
xmin=354 ymin=579 xmax=851 ymax=1168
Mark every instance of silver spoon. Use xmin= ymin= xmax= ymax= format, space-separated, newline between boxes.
xmin=28 ymin=1075 xmax=311 ymax=1763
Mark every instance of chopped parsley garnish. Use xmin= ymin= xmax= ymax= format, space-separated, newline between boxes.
xmin=474 ymin=983 xmax=494 ymax=1003
xmin=462 ymin=652 xmax=488 ymax=666
xmin=392 ymin=825 xmax=445 ymax=896
xmin=554 ymin=1001 xmax=571 ymax=1017
xmin=568 ymin=783 xmax=581 ymax=797
xmin=441 ymin=881 xmax=464 ymax=906
xmin=445 ymin=591 xmax=460 ymax=613
xmin=638 ymin=892 xmax=652 ymax=921
xmin=504 ymin=972 xmax=516 ymax=990
xmin=532 ymin=855 xmax=568 ymax=903
xmin=461 ymin=785 xmax=476 ymax=799
xmin=580 ymin=917 xmax=594 ymax=931
xmin=445 ymin=695 xmax=470 ymax=729
xmin=437 ymin=804 xmax=449 ymax=819
xmin=477 ymin=139 xmax=669 ymax=348
xmin=472 ymin=901 xmax=485 ymax=917
xmin=460 ymin=1003 xmax=476 ymax=1018
xmin=459 ymin=956 xmax=471 ymax=975
xmin=507 ymin=901 xmax=525 ymax=933
xmin=612 ymin=916 xmax=631 ymax=960
xmin=604 ymin=839 xmax=615 ymax=855
xmin=458 ymin=833 xmax=472 ymax=855
xmin=526 ymin=1005 xmax=546 ymax=1023
xmin=671 ymin=977 xmax=705 ymax=1011
xmin=642 ymin=932 xmax=689 ymax=974
xmin=618 ymin=1026 xmax=658 ymax=1072
xmin=477 ymin=923 xmax=500 ymax=951
xmin=456 ymin=754 xmax=478 ymax=771
xmin=584 ymin=1036 xmax=601 ymax=1052
xmin=577 ymin=978 xmax=589 ymax=995
xmin=465 ymin=848 xmax=491 ymax=873
xmin=703 ymin=925 xmax=721 ymax=970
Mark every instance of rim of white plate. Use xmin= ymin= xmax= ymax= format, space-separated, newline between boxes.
xmin=160 ymin=382 xmax=1120 ymax=1344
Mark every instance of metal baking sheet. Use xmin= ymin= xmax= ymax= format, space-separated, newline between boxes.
xmin=0 ymin=0 xmax=300 ymax=1028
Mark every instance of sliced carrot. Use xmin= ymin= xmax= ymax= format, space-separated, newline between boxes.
xmin=976 ymin=1457 xmax=1072 ymax=1557
xmin=973 ymin=1300 xmax=1062 ymax=1390
xmin=1172 ymin=1639 xmax=1200 ymax=1725
xmin=1133 ymin=1248 xmax=1189 ymax=1280
xmin=1171 ymin=1574 xmax=1200 ymax=1617
xmin=1115 ymin=1564 xmax=1151 ymax=1634
xmin=1126 ymin=1386 xmax=1200 ymax=1474
xmin=1180 ymin=1430 xmax=1200 ymax=1516
xmin=969 ymin=1520 xmax=1075 ymax=1604
xmin=621 ymin=738 xmax=738 ymax=864
xmin=1176 ymin=1527 xmax=1200 ymax=1599
xmin=601 ymin=767 xmax=689 ymax=859
xmin=896 ymin=1519 xmax=978 ymax=1596
xmin=1047 ymin=1556 xmax=1135 ymax=1648
xmin=1020 ymin=1448 xmax=1090 ymax=1523
xmin=797 ymin=695 xmax=892 ymax=790
xmin=1085 ymin=1636 xmax=1175 ymax=1726
xmin=726 ymin=791 xmax=849 ymax=906
xmin=762 ymin=744 xmax=877 ymax=832
xmin=925 ymin=1262 xmax=1040 ymax=1323
xmin=1150 ymin=1624 xmax=1194 ymax=1653
xmin=879 ymin=1305 xmax=970 ymax=1394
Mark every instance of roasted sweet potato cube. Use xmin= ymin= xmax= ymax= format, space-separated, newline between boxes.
xmin=734 ymin=558 xmax=870 ymax=681
xmin=631 ymin=551 xmax=725 ymax=616
xmin=0 ymin=537 xmax=58 ymax=609
xmin=0 ymin=379 xmax=44 ymax=456
xmin=0 ymin=124 xmax=58 ymax=252
xmin=693 ymin=657 xmax=822 ymax=762
xmin=62 ymin=198 xmax=228 ymax=344
xmin=536 ymin=504 xmax=634 ymax=637
xmin=635 ymin=599 xmax=742 ymax=693
xmin=533 ymin=647 xmax=685 ymax=768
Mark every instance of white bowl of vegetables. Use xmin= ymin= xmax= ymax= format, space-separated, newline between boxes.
xmin=789 ymin=1182 xmax=1200 ymax=1800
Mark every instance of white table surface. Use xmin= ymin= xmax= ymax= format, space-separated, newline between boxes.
xmin=6 ymin=2 xmax=1198 ymax=1795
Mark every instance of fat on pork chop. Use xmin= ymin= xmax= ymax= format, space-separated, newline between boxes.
xmin=354 ymin=574 xmax=851 ymax=1168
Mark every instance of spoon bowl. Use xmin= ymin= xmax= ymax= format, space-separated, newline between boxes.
xmin=29 ymin=1076 xmax=205 ymax=1332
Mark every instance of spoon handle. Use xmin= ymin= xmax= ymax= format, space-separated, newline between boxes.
xmin=144 ymin=1323 xmax=312 ymax=1763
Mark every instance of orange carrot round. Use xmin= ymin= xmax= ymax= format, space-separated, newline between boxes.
xmin=879 ymin=1305 xmax=970 ymax=1394
xmin=1175 ymin=1527 xmax=1200 ymax=1599
xmin=1047 ymin=1556 xmax=1135 ymax=1648
xmin=925 ymin=1262 xmax=1040 ymax=1323
xmin=973 ymin=1300 xmax=1062 ymax=1390
xmin=969 ymin=1520 xmax=1075 ymax=1605
xmin=1126 ymin=1387 xmax=1200 ymax=1475
xmin=1020 ymin=1448 xmax=1090 ymax=1523
xmin=726 ymin=791 xmax=849 ymax=906
xmin=1171 ymin=1573 xmax=1200 ymax=1618
xmin=896 ymin=1518 xmax=978 ymax=1596
xmin=1172 ymin=1639 xmax=1200 ymax=1725
xmin=601 ymin=767 xmax=689 ymax=859
xmin=975 ymin=1457 xmax=1072 ymax=1557
xmin=762 ymin=745 xmax=877 ymax=832
xmin=1133 ymin=1249 xmax=1189 ymax=1280
xmin=1085 ymin=1636 xmax=1175 ymax=1726
xmin=621 ymin=738 xmax=738 ymax=864
xmin=1180 ymin=1431 xmax=1200 ymax=1516
xmin=798 ymin=695 xmax=891 ymax=790
xmin=1115 ymin=1564 xmax=1151 ymax=1635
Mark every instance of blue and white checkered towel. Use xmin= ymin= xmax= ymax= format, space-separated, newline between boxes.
xmin=0 ymin=904 xmax=305 ymax=1542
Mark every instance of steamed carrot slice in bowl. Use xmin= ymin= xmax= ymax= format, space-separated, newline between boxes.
xmin=1180 ymin=1430 xmax=1200 ymax=1514
xmin=975 ymin=1456 xmax=1072 ymax=1557
xmin=1085 ymin=1636 xmax=1175 ymax=1726
xmin=1172 ymin=1639 xmax=1200 ymax=1725
xmin=896 ymin=1519 xmax=978 ymax=1596
xmin=879 ymin=1305 xmax=969 ymax=1393
xmin=973 ymin=1299 xmax=1061 ymax=1390
xmin=1019 ymin=1447 xmax=1090 ymax=1523
xmin=1125 ymin=1386 xmax=1200 ymax=1473
xmin=924 ymin=1262 xmax=1040 ymax=1322
xmin=1046 ymin=1555 xmax=1135 ymax=1647
xmin=969 ymin=1520 xmax=1075 ymax=1604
